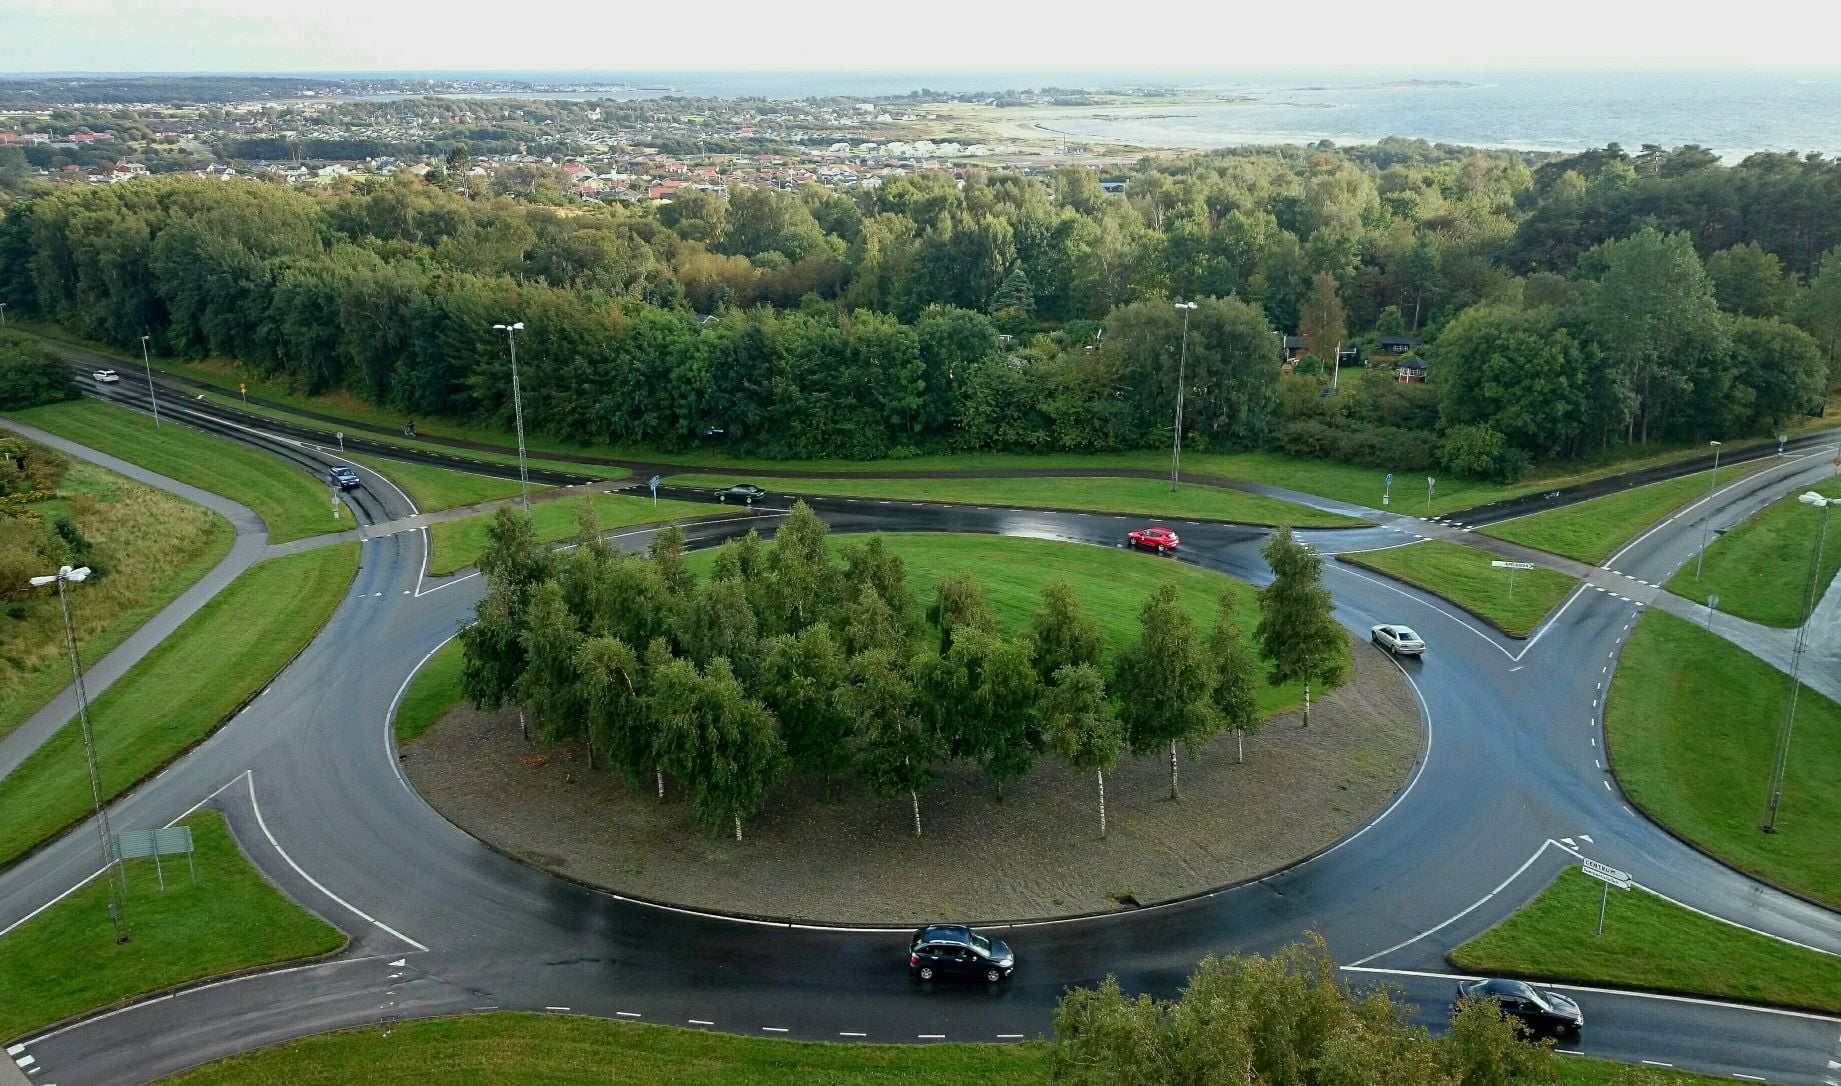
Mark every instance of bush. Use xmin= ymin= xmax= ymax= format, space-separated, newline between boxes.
xmin=0 ymin=332 xmax=77 ymax=410
xmin=1439 ymin=423 xmax=1530 ymax=482
xmin=1274 ymin=419 xmax=1439 ymax=471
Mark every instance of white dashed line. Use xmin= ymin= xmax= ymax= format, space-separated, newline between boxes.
xmin=1643 ymin=1060 xmax=1675 ymax=1068
xmin=762 ymin=1027 xmax=789 ymax=1033
xmin=545 ymin=1006 xmax=571 ymax=1011
xmin=839 ymin=1031 xmax=867 ymax=1037
xmin=1604 ymin=781 xmax=1613 ymax=791
xmin=997 ymin=1033 xmax=1026 ymax=1039
xmin=919 ymin=1034 xmax=946 ymax=1039
xmin=15 ymin=1055 xmax=34 ymax=1068
xmin=616 ymin=1011 xmax=641 ymax=1018
xmin=5 ymin=1046 xmax=23 ymax=1057
xmin=1733 ymin=1074 xmax=1767 ymax=1081
xmin=688 ymin=1019 xmax=714 ymax=1026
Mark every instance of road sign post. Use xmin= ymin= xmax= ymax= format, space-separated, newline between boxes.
xmin=336 ymin=431 xmax=345 ymax=453
xmin=1581 ymin=858 xmax=1632 ymax=936
xmin=1706 ymin=593 xmax=1720 ymax=631
xmin=1384 ymin=472 xmax=1393 ymax=507
xmin=1427 ymin=476 xmax=1436 ymax=511
xmin=1490 ymin=560 xmax=1534 ymax=600
xmin=331 ymin=485 xmax=339 ymax=522
xmin=239 ymin=381 xmax=247 ymax=404
xmin=649 ymin=474 xmax=661 ymax=507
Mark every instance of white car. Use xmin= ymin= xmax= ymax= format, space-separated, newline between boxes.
xmin=1370 ymin=624 xmax=1426 ymax=656
xmin=92 ymin=369 xmax=120 ymax=383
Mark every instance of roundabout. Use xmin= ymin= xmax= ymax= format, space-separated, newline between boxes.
xmin=3 ymin=377 xmax=1841 ymax=1085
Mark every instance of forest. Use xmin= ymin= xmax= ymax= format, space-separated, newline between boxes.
xmin=0 ymin=140 xmax=1835 ymax=473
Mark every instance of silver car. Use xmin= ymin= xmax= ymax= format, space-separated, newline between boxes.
xmin=1371 ymin=624 xmax=1426 ymax=655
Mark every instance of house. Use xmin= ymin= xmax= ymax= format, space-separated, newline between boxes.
xmin=1379 ymin=335 xmax=1424 ymax=355
xmin=1283 ymin=335 xmax=1309 ymax=362
xmin=1395 ymin=356 xmax=1427 ymax=383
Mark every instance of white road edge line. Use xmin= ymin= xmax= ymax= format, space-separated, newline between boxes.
xmin=1346 ymin=840 xmax=1559 ymax=967
xmin=1341 ymin=965 xmax=1841 ymax=1023
xmin=385 ymin=635 xmax=461 ymax=793
xmin=244 ymin=772 xmax=429 ymax=952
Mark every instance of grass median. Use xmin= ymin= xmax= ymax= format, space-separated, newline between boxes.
xmin=426 ymin=493 xmax=719 ymax=577
xmin=1477 ymin=463 xmax=1766 ymax=565
xmin=0 ymin=544 xmax=359 ymax=868
xmin=1337 ymin=540 xmax=1578 ymax=637
xmin=1666 ymin=479 xmax=1841 ymax=627
xmin=345 ymin=453 xmax=536 ymax=514
xmin=10 ymin=399 xmax=336 ymax=543
xmin=1606 ymin=611 xmax=1841 ymax=908
xmin=0 ymin=810 xmax=344 ymax=1041
xmin=1451 ymin=866 xmax=1841 ymax=1014
xmin=394 ymin=638 xmax=464 ymax=745
xmin=665 ymin=473 xmax=1364 ymax=528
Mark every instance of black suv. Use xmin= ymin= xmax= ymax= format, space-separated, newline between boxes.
xmin=909 ymin=924 xmax=1016 ymax=983
xmin=1456 ymin=978 xmax=1583 ymax=1037
xmin=328 ymin=466 xmax=362 ymax=490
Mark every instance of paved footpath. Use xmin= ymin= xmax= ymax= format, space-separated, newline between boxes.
xmin=0 ymin=417 xmax=268 ymax=781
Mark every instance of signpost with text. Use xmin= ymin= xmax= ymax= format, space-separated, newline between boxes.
xmin=1491 ymin=560 xmax=1534 ymax=598
xmin=1581 ymin=858 xmax=1632 ymax=936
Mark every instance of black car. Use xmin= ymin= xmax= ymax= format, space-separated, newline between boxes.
xmin=909 ymin=924 xmax=1015 ymax=983
xmin=1456 ymin=978 xmax=1583 ymax=1037
xmin=328 ymin=466 xmax=362 ymax=490
xmin=718 ymin=483 xmax=766 ymax=504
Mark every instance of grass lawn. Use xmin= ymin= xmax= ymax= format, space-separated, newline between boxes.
xmin=1452 ymin=866 xmax=1841 ymax=1013
xmin=0 ymin=456 xmax=234 ymax=740
xmin=395 ymin=639 xmax=464 ymax=745
xmin=153 ymin=1012 xmax=1720 ymax=1086
xmin=1606 ymin=611 xmax=1841 ymax=908
xmin=426 ymin=494 xmax=718 ymax=576
xmin=1337 ymin=540 xmax=1578 ymax=637
xmin=1666 ymin=479 xmax=1841 ymax=627
xmin=1478 ymin=462 xmax=1765 ymax=565
xmin=0 ymin=545 xmax=359 ymax=869
xmin=664 ymin=473 xmax=1363 ymax=528
xmin=160 ymin=1014 xmax=1051 ymax=1085
xmin=0 ymin=810 xmax=344 ymax=1041
xmin=345 ymin=453 xmax=537 ymax=514
xmin=10 ymin=399 xmax=337 ymax=543
xmin=687 ymin=532 xmax=1307 ymax=716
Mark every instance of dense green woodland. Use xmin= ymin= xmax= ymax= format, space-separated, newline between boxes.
xmin=1 ymin=141 xmax=1835 ymax=469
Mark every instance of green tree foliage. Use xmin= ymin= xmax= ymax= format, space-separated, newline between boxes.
xmin=1205 ymin=595 xmax=1261 ymax=764
xmin=925 ymin=568 xmax=996 ymax=653
xmin=1792 ymin=245 xmax=1841 ymax=390
xmin=0 ymin=330 xmax=76 ymax=409
xmin=1587 ymin=227 xmax=1728 ymax=444
xmin=1043 ymin=663 xmax=1123 ymax=837
xmin=757 ymin=624 xmax=852 ymax=786
xmin=1434 ymin=305 xmax=1590 ymax=459
xmin=1112 ymin=582 xmax=1218 ymax=800
xmin=1028 ymin=577 xmax=1104 ymax=684
xmin=848 ymin=648 xmax=939 ymax=837
xmin=1255 ymin=528 xmax=1348 ymax=727
xmin=1705 ymin=241 xmax=1794 ymax=318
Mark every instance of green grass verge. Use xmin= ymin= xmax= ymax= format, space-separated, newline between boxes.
xmin=1477 ymin=463 xmax=1766 ymax=565
xmin=9 ymin=399 xmax=338 ymax=544
xmin=0 ymin=545 xmax=359 ymax=868
xmin=687 ymin=532 xmax=1306 ymax=717
xmin=1337 ymin=540 xmax=1578 ymax=637
xmin=345 ymin=453 xmax=537 ymax=514
xmin=152 ymin=1011 xmax=1720 ymax=1086
xmin=160 ymin=1014 xmax=1051 ymax=1085
xmin=395 ymin=639 xmax=465 ymax=745
xmin=1451 ymin=866 xmax=1841 ymax=1014
xmin=426 ymin=494 xmax=718 ymax=577
xmin=0 ymin=810 xmax=344 ymax=1041
xmin=1666 ymin=479 xmax=1841 ymax=627
xmin=1606 ymin=610 xmax=1841 ymax=908
xmin=664 ymin=474 xmax=1363 ymax=528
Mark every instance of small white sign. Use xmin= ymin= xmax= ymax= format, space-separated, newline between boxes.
xmin=1490 ymin=561 xmax=1536 ymax=570
xmin=1582 ymin=858 xmax=1632 ymax=889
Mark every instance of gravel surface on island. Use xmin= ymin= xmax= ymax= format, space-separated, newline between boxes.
xmin=404 ymin=634 xmax=1423 ymax=925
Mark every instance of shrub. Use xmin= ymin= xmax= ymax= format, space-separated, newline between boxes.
xmin=1439 ymin=423 xmax=1530 ymax=482
xmin=0 ymin=332 xmax=77 ymax=410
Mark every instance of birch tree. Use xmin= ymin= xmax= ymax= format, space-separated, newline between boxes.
xmin=1044 ymin=663 xmax=1123 ymax=837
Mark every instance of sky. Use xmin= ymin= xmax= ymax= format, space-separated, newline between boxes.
xmin=6 ymin=0 xmax=1841 ymax=74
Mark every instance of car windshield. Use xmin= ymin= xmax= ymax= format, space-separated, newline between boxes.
xmin=968 ymin=931 xmax=991 ymax=954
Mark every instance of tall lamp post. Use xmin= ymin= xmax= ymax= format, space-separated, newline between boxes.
xmin=1693 ymin=440 xmax=1723 ymax=580
xmin=491 ymin=322 xmax=531 ymax=518
xmin=1170 ymin=301 xmax=1197 ymax=491
xmin=138 ymin=334 xmax=161 ymax=428
xmin=29 ymin=565 xmax=130 ymax=942
xmin=1762 ymin=491 xmax=1834 ymax=833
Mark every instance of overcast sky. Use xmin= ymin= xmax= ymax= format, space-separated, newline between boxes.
xmin=7 ymin=0 xmax=1840 ymax=74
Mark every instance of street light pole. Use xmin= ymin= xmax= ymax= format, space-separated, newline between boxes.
xmin=1170 ymin=301 xmax=1197 ymax=491
xmin=1762 ymin=491 xmax=1833 ymax=833
xmin=1694 ymin=440 xmax=1723 ymax=580
xmin=492 ymin=322 xmax=531 ymax=518
xmin=139 ymin=334 xmax=161 ymax=429
xmin=30 ymin=565 xmax=130 ymax=942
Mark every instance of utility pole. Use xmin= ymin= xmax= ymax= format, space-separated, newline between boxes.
xmin=492 ymin=322 xmax=531 ymax=518
xmin=1694 ymin=440 xmax=1723 ymax=580
xmin=30 ymin=565 xmax=130 ymax=943
xmin=139 ymin=334 xmax=161 ymax=428
xmin=1762 ymin=492 xmax=1833 ymax=833
xmin=1170 ymin=301 xmax=1196 ymax=491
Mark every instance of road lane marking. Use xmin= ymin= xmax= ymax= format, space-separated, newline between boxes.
xmin=546 ymin=1006 xmax=571 ymax=1011
xmin=839 ymin=1032 xmax=866 ymax=1037
xmin=1346 ymin=839 xmax=1558 ymax=966
xmin=763 ymin=1027 xmax=788 ymax=1033
xmin=689 ymin=1020 xmax=714 ymax=1026
xmin=919 ymin=1034 xmax=946 ymax=1039
xmin=1344 ymin=966 xmax=1841 ymax=1022
xmin=997 ymin=1034 xmax=1025 ymax=1039
xmin=1643 ymin=1061 xmax=1674 ymax=1067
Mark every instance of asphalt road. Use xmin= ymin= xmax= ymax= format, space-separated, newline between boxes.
xmin=3 ymin=389 xmax=1840 ymax=1085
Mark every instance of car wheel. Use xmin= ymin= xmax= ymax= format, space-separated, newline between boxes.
xmin=1371 ymin=631 xmax=1381 ymax=644
xmin=918 ymin=966 xmax=934 ymax=981
xmin=986 ymin=968 xmax=1002 ymax=983
xmin=1157 ymin=545 xmax=1165 ymax=553
xmin=718 ymin=494 xmax=727 ymax=502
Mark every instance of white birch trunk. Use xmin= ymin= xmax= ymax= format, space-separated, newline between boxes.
xmin=1168 ymin=738 xmax=1179 ymax=800
xmin=656 ymin=768 xmax=664 ymax=799
xmin=519 ymin=709 xmax=528 ymax=741
xmin=734 ymin=814 xmax=742 ymax=842
xmin=1236 ymin=727 xmax=1244 ymax=764
xmin=1303 ymin=679 xmax=1312 ymax=727
xmin=910 ymin=789 xmax=922 ymax=837
xmin=1097 ymin=769 xmax=1107 ymax=838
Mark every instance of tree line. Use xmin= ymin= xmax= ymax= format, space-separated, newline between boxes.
xmin=1 ymin=139 xmax=1835 ymax=469
xmin=457 ymin=502 xmax=1347 ymax=840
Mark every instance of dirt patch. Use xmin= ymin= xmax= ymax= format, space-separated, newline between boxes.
xmin=404 ymin=635 xmax=1422 ymax=925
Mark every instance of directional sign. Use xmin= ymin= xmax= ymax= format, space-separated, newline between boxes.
xmin=1490 ymin=561 xmax=1536 ymax=570
xmin=1386 ymin=473 xmax=1394 ymax=486
xmin=649 ymin=474 xmax=661 ymax=492
xmin=1582 ymin=858 xmax=1631 ymax=889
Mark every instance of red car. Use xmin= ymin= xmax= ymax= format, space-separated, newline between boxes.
xmin=1127 ymin=526 xmax=1181 ymax=553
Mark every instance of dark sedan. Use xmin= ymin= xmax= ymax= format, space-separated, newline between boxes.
xmin=909 ymin=924 xmax=1016 ymax=983
xmin=1456 ymin=977 xmax=1583 ymax=1037
xmin=328 ymin=466 xmax=362 ymax=490
xmin=718 ymin=483 xmax=766 ymax=504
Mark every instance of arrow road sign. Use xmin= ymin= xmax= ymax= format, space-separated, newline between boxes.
xmin=1582 ymin=858 xmax=1632 ymax=889
xmin=1490 ymin=561 xmax=1536 ymax=570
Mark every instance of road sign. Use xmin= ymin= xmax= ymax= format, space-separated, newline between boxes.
xmin=335 ymin=431 xmax=345 ymax=452
xmin=1386 ymin=473 xmax=1394 ymax=485
xmin=1582 ymin=858 xmax=1631 ymax=889
xmin=649 ymin=474 xmax=661 ymax=506
xmin=1490 ymin=561 xmax=1535 ymax=570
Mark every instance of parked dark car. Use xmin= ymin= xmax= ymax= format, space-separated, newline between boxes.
xmin=718 ymin=483 xmax=766 ymax=504
xmin=329 ymin=466 xmax=362 ymax=490
xmin=909 ymin=924 xmax=1016 ymax=983
xmin=1456 ymin=978 xmax=1583 ymax=1037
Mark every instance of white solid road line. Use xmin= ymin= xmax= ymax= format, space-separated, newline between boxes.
xmin=1343 ymin=965 xmax=1841 ymax=1023
xmin=1345 ymin=839 xmax=1559 ymax=967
